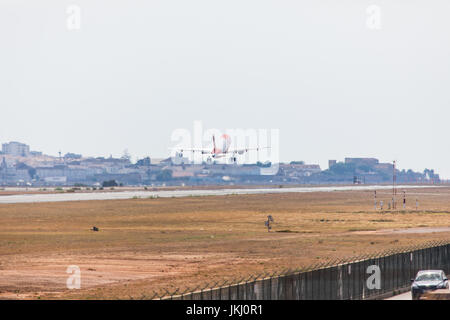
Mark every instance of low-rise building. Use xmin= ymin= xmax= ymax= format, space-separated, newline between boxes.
xmin=2 ymin=142 xmax=30 ymax=157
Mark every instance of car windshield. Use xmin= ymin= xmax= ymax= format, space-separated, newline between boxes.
xmin=416 ymin=273 xmax=442 ymax=281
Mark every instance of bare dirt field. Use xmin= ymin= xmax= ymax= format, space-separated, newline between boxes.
xmin=0 ymin=186 xmax=449 ymax=299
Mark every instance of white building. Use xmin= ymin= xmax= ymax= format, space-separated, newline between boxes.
xmin=2 ymin=142 xmax=30 ymax=157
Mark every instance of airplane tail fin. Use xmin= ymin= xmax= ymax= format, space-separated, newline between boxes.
xmin=212 ymin=135 xmax=216 ymax=152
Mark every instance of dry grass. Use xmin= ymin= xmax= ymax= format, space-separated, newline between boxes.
xmin=0 ymin=186 xmax=450 ymax=299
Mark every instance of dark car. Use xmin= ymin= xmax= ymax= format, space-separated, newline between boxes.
xmin=411 ymin=270 xmax=449 ymax=300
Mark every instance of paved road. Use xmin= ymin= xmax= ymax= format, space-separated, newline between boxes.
xmin=386 ymin=291 xmax=412 ymax=300
xmin=0 ymin=185 xmax=437 ymax=204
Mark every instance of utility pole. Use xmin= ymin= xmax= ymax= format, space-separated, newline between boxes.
xmin=403 ymin=190 xmax=406 ymax=209
xmin=374 ymin=190 xmax=377 ymax=210
xmin=393 ymin=160 xmax=397 ymax=210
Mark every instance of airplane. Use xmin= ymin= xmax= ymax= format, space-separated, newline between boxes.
xmin=174 ymin=134 xmax=269 ymax=164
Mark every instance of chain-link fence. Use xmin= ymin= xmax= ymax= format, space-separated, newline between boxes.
xmin=146 ymin=240 xmax=450 ymax=300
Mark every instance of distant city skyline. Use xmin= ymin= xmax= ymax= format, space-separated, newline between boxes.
xmin=2 ymin=1 xmax=450 ymax=177
xmin=0 ymin=139 xmax=441 ymax=179
xmin=0 ymin=139 xmax=438 ymax=187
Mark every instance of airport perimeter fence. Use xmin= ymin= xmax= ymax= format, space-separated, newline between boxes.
xmin=145 ymin=240 xmax=450 ymax=300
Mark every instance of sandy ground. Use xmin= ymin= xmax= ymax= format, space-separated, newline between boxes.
xmin=0 ymin=186 xmax=450 ymax=299
xmin=0 ymin=251 xmax=237 ymax=299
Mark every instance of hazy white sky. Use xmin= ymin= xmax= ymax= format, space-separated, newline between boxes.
xmin=1 ymin=1 xmax=450 ymax=177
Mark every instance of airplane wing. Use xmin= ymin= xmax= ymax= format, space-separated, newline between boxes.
xmin=225 ymin=146 xmax=271 ymax=155
xmin=169 ymin=147 xmax=213 ymax=155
